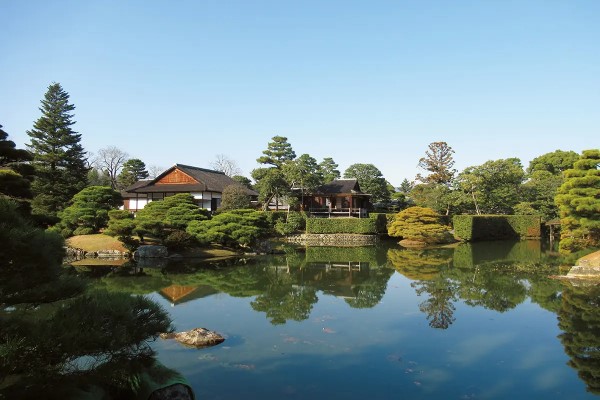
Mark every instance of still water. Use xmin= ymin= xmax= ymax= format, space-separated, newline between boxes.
xmin=78 ymin=240 xmax=600 ymax=399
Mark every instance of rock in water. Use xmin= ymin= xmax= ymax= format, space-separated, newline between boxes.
xmin=161 ymin=328 xmax=225 ymax=348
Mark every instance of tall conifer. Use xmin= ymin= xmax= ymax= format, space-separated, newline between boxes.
xmin=27 ymin=83 xmax=88 ymax=222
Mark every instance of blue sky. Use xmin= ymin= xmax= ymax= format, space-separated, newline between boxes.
xmin=1 ymin=0 xmax=598 ymax=185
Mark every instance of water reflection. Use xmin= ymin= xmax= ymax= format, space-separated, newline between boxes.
xmin=69 ymin=241 xmax=600 ymax=397
xmin=558 ymin=282 xmax=600 ymax=395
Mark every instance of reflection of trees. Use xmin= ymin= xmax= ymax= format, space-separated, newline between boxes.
xmin=387 ymin=248 xmax=452 ymax=280
xmin=388 ymin=247 xmax=458 ymax=328
xmin=558 ymin=282 xmax=600 ymax=394
xmin=454 ymin=267 xmax=527 ymax=312
xmin=344 ymin=267 xmax=395 ymax=309
xmin=1 ymin=291 xmax=176 ymax=398
xmin=251 ymin=268 xmax=318 ymax=325
xmin=412 ymin=278 xmax=457 ymax=329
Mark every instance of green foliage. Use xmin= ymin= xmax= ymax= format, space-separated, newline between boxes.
xmin=319 ymin=157 xmax=341 ymax=183
xmin=369 ymin=213 xmax=394 ymax=234
xmin=27 ymin=82 xmax=89 ymax=221
xmin=164 ymin=230 xmax=197 ymax=251
xmin=219 ymin=184 xmax=252 ymax=211
xmin=306 ymin=217 xmax=377 ymax=234
xmin=56 ymin=186 xmax=123 ymax=237
xmin=118 ymin=158 xmax=149 ymax=189
xmin=187 ymin=209 xmax=270 ymax=247
xmin=456 ymin=158 xmax=525 ymax=214
xmin=135 ymin=193 xmax=209 ymax=241
xmin=283 ymin=153 xmax=323 ymax=192
xmin=453 ymin=215 xmax=542 ymax=241
xmin=231 ymin=175 xmax=253 ymax=189
xmin=0 ymin=124 xmax=34 ymax=214
xmin=1 ymin=290 xmax=173 ymax=397
xmin=516 ymin=170 xmax=564 ymax=222
xmin=0 ymin=198 xmax=68 ymax=303
xmin=251 ymin=167 xmax=290 ymax=210
xmin=256 ymin=135 xmax=296 ymax=168
xmin=555 ymin=149 xmax=600 ymax=253
xmin=528 ymin=149 xmax=579 ymax=175
xmin=388 ymin=206 xmax=453 ymax=244
xmin=275 ymin=211 xmax=307 ymax=235
xmin=343 ymin=163 xmax=390 ymax=204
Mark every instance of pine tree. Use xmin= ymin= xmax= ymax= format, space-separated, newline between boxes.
xmin=555 ymin=149 xmax=600 ymax=253
xmin=27 ymin=83 xmax=88 ymax=222
xmin=0 ymin=124 xmax=35 ymax=213
xmin=118 ymin=158 xmax=149 ymax=189
xmin=319 ymin=157 xmax=341 ymax=183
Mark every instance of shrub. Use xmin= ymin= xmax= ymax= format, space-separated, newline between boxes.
xmin=275 ymin=211 xmax=307 ymax=235
xmin=187 ymin=209 xmax=270 ymax=247
xmin=388 ymin=206 xmax=453 ymax=245
xmin=164 ymin=230 xmax=196 ymax=251
xmin=55 ymin=186 xmax=123 ymax=237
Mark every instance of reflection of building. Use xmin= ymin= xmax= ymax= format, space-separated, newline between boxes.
xmin=158 ymin=285 xmax=219 ymax=307
xmin=122 ymin=164 xmax=258 ymax=212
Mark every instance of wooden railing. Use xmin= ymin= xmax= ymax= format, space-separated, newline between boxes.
xmin=308 ymin=207 xmax=367 ymax=218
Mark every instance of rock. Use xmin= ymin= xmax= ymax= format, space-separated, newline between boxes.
xmin=160 ymin=327 xmax=225 ymax=348
xmin=134 ymin=245 xmax=168 ymax=258
xmin=566 ymin=265 xmax=600 ymax=279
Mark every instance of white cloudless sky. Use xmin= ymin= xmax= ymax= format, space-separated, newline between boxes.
xmin=1 ymin=0 xmax=598 ymax=185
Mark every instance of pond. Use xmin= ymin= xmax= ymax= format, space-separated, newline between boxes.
xmin=75 ymin=240 xmax=600 ymax=399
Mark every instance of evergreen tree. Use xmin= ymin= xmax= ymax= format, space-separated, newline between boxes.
xmin=256 ymin=135 xmax=296 ymax=168
xmin=343 ymin=163 xmax=390 ymax=204
xmin=0 ymin=124 xmax=34 ymax=212
xmin=398 ymin=178 xmax=414 ymax=194
xmin=26 ymin=83 xmax=88 ymax=222
xmin=555 ymin=149 xmax=600 ymax=253
xmin=118 ymin=158 xmax=149 ymax=189
xmin=319 ymin=157 xmax=341 ymax=183
xmin=253 ymin=136 xmax=296 ymax=210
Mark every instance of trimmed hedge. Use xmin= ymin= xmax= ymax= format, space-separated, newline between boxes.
xmin=453 ymin=215 xmax=541 ymax=241
xmin=306 ymin=217 xmax=377 ymax=234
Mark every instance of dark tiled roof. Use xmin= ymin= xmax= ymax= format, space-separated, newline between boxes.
xmin=313 ymin=179 xmax=369 ymax=196
xmin=124 ymin=164 xmax=258 ymax=196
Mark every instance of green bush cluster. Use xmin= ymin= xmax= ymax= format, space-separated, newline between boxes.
xmin=187 ymin=209 xmax=270 ymax=247
xmin=275 ymin=211 xmax=307 ymax=235
xmin=388 ymin=206 xmax=454 ymax=244
xmin=453 ymin=215 xmax=542 ymax=241
xmin=306 ymin=217 xmax=378 ymax=234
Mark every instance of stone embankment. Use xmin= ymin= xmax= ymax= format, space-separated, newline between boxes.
xmin=65 ymin=247 xmax=129 ymax=260
xmin=286 ymin=234 xmax=377 ymax=246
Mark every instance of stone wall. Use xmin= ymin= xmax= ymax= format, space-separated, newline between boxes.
xmin=286 ymin=234 xmax=377 ymax=247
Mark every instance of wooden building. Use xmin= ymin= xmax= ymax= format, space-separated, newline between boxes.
xmin=121 ymin=164 xmax=258 ymax=212
xmin=301 ymin=179 xmax=371 ymax=218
